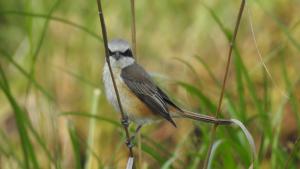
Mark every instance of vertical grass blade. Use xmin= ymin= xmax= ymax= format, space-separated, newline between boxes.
xmin=68 ymin=122 xmax=82 ymax=169
xmin=85 ymin=89 xmax=101 ymax=169
xmin=0 ymin=66 xmax=40 ymax=169
xmin=25 ymin=0 xmax=60 ymax=100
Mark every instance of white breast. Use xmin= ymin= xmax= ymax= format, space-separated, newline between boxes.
xmin=102 ymin=57 xmax=135 ymax=112
xmin=103 ymin=63 xmax=119 ymax=112
xmin=102 ymin=57 xmax=156 ymax=125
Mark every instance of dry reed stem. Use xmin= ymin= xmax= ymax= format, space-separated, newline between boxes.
xmin=95 ymin=0 xmax=134 ymax=159
xmin=203 ymin=1 xmax=246 ymax=168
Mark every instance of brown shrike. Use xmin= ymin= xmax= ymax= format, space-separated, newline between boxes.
xmin=103 ymin=39 xmax=232 ymax=143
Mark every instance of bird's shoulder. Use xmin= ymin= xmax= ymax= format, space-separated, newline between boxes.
xmin=121 ymin=62 xmax=153 ymax=83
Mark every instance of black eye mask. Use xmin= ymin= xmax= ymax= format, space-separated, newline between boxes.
xmin=121 ymin=49 xmax=133 ymax=57
xmin=108 ymin=49 xmax=114 ymax=56
xmin=108 ymin=49 xmax=133 ymax=58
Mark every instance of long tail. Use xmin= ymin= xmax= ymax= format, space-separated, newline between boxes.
xmin=173 ymin=110 xmax=232 ymax=125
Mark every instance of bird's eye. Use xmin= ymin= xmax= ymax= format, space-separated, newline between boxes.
xmin=122 ymin=49 xmax=133 ymax=57
xmin=108 ymin=49 xmax=114 ymax=55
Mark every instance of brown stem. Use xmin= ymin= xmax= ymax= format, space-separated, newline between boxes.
xmin=95 ymin=0 xmax=134 ymax=157
xmin=203 ymin=1 xmax=245 ymax=169
xmin=130 ymin=0 xmax=137 ymax=57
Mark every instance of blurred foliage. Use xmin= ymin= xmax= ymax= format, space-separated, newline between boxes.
xmin=0 ymin=0 xmax=300 ymax=168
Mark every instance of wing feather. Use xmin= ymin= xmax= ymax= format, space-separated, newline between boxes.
xmin=121 ymin=63 xmax=176 ymax=126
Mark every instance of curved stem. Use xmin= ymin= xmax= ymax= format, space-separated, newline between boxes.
xmin=203 ymin=1 xmax=245 ymax=168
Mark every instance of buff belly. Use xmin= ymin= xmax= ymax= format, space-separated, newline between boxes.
xmin=103 ymin=63 xmax=158 ymax=125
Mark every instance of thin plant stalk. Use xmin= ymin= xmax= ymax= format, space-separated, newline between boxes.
xmin=95 ymin=0 xmax=134 ymax=162
xmin=130 ymin=0 xmax=137 ymax=57
xmin=129 ymin=1 xmax=141 ymax=168
xmin=203 ymin=1 xmax=246 ymax=168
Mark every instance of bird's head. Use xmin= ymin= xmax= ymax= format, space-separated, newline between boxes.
xmin=107 ymin=39 xmax=135 ymax=68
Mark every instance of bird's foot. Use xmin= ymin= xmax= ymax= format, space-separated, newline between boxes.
xmin=125 ymin=137 xmax=135 ymax=148
xmin=125 ymin=134 xmax=137 ymax=148
xmin=121 ymin=116 xmax=130 ymax=128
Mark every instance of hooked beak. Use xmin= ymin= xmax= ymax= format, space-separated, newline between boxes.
xmin=115 ymin=52 xmax=121 ymax=60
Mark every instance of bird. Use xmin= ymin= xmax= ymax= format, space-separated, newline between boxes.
xmin=103 ymin=39 xmax=232 ymax=143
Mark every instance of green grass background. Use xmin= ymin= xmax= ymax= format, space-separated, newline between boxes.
xmin=0 ymin=0 xmax=300 ymax=168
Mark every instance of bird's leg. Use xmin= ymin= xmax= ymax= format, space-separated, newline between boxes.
xmin=125 ymin=139 xmax=134 ymax=149
xmin=130 ymin=124 xmax=143 ymax=141
xmin=125 ymin=124 xmax=143 ymax=148
xmin=121 ymin=116 xmax=135 ymax=148
xmin=121 ymin=115 xmax=130 ymax=128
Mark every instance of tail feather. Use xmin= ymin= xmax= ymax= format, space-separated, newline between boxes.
xmin=174 ymin=110 xmax=232 ymax=125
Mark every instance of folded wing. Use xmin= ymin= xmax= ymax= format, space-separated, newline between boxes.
xmin=121 ymin=63 xmax=177 ymax=127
